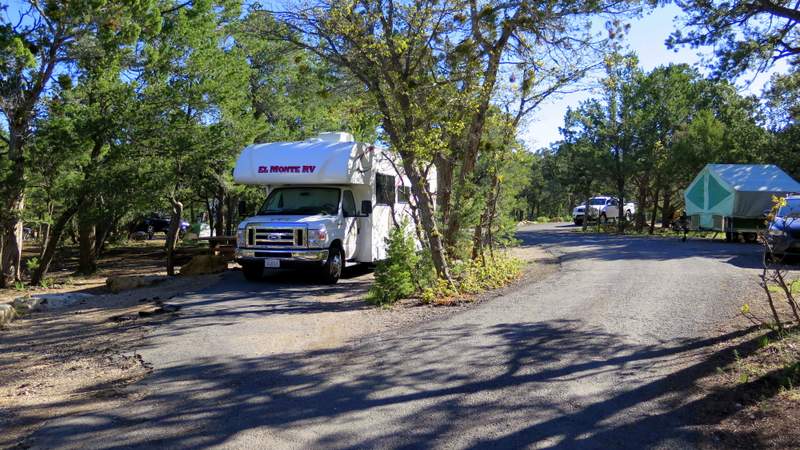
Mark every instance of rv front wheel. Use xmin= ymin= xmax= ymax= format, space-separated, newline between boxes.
xmin=321 ymin=245 xmax=343 ymax=284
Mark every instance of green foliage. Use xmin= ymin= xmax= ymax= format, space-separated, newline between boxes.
xmin=368 ymin=221 xmax=523 ymax=305
xmin=368 ymin=222 xmax=421 ymax=305
xmin=668 ymin=0 xmax=800 ymax=78
xmin=418 ymin=254 xmax=522 ymax=303
xmin=25 ymin=257 xmax=40 ymax=273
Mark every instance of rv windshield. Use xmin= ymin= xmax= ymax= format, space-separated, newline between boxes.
xmin=259 ymin=188 xmax=341 ymax=216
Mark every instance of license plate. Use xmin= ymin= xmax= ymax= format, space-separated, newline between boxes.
xmin=264 ymin=258 xmax=280 ymax=268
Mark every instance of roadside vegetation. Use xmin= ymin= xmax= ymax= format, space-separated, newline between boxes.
xmin=368 ymin=222 xmax=522 ymax=305
xmin=697 ymin=215 xmax=800 ymax=448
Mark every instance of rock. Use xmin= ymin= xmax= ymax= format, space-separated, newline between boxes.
xmin=179 ymin=255 xmax=228 ymax=276
xmin=106 ymin=275 xmax=169 ymax=293
xmin=12 ymin=296 xmax=46 ymax=313
xmin=12 ymin=293 xmax=93 ymax=311
xmin=0 ymin=304 xmax=16 ymax=326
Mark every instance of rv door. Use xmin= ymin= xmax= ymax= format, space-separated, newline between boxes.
xmin=341 ymin=190 xmax=359 ymax=260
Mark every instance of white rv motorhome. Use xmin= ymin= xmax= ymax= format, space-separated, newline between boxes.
xmin=232 ymin=132 xmax=430 ymax=283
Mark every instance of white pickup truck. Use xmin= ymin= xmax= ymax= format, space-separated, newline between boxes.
xmin=572 ymin=196 xmax=636 ymax=225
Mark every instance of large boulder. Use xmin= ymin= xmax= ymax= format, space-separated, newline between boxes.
xmin=0 ymin=304 xmax=16 ymax=325
xmin=179 ymin=255 xmax=228 ymax=276
xmin=106 ymin=275 xmax=169 ymax=293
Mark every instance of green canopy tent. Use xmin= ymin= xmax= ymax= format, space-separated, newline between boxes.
xmin=685 ymin=164 xmax=800 ymax=235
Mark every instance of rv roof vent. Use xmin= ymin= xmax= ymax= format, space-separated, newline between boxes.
xmin=315 ymin=132 xmax=355 ymax=143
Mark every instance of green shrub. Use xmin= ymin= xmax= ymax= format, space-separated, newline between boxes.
xmin=535 ymin=216 xmax=551 ymax=223
xmin=26 ymin=257 xmax=40 ymax=272
xmin=368 ymin=223 xmax=524 ymax=305
xmin=424 ymin=254 xmax=523 ymax=303
xmin=367 ymin=221 xmax=422 ymax=305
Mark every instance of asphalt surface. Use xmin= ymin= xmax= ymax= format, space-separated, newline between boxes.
xmin=30 ymin=224 xmax=765 ymax=449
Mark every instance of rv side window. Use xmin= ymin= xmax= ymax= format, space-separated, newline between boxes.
xmin=342 ymin=190 xmax=357 ymax=217
xmin=376 ymin=174 xmax=395 ymax=206
xmin=398 ymin=185 xmax=411 ymax=204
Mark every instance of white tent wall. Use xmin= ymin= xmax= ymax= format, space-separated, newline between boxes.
xmin=685 ymin=164 xmax=800 ymax=231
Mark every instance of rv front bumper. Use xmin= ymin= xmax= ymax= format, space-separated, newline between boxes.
xmin=235 ymin=248 xmax=329 ymax=266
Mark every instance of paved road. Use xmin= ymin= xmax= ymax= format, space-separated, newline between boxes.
xmin=31 ymin=224 xmax=765 ymax=449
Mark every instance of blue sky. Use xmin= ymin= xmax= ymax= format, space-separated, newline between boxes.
xmin=519 ymin=4 xmax=787 ymax=150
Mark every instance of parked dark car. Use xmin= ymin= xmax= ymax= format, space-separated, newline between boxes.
xmin=131 ymin=214 xmax=190 ymax=240
xmin=766 ymin=195 xmax=800 ymax=258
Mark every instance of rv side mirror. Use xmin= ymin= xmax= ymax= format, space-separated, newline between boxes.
xmin=237 ymin=200 xmax=247 ymax=218
xmin=360 ymin=200 xmax=372 ymax=216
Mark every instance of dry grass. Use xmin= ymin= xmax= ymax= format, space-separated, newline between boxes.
xmin=697 ymin=291 xmax=800 ymax=450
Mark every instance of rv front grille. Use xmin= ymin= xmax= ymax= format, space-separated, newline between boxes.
xmin=248 ymin=226 xmax=307 ymax=248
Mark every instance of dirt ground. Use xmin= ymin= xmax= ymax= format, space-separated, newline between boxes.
xmin=695 ymin=295 xmax=800 ymax=449
xmin=0 ymin=244 xmax=557 ymax=448
xmin=0 ymin=239 xmax=206 ymax=304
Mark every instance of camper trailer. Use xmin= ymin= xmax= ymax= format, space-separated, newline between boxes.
xmin=232 ymin=132 xmax=430 ymax=283
xmin=684 ymin=164 xmax=800 ymax=241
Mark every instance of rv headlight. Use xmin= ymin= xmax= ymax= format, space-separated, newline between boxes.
xmin=308 ymin=228 xmax=328 ymax=248
xmin=237 ymin=229 xmax=246 ymax=247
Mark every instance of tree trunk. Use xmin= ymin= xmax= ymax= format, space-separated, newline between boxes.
xmin=444 ymin=38 xmax=510 ymax=254
xmin=635 ymin=183 xmax=647 ymax=232
xmin=1 ymin=189 xmax=25 ymax=286
xmin=225 ymin=194 xmax=235 ymax=236
xmin=165 ymin=197 xmax=184 ymax=276
xmin=33 ymin=202 xmax=82 ymax=285
xmin=1 ymin=215 xmax=23 ymax=286
xmin=660 ymin=190 xmax=673 ymax=229
xmin=77 ymin=211 xmax=97 ymax=275
xmin=206 ymin=198 xmax=215 ymax=237
xmin=214 ymin=186 xmax=225 ymax=238
xmin=41 ymin=223 xmax=51 ymax=250
xmin=1 ymin=157 xmax=25 ymax=286
xmin=616 ymin=169 xmax=626 ymax=233
xmin=403 ymin=157 xmax=451 ymax=282
xmin=434 ymin=152 xmax=454 ymax=228
xmin=95 ymin=215 xmax=118 ymax=259
xmin=582 ymin=196 xmax=591 ymax=232
xmin=648 ymin=188 xmax=660 ymax=235
xmin=472 ymin=167 xmax=501 ymax=259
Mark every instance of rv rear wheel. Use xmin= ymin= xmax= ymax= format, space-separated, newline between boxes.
xmin=241 ymin=263 xmax=263 ymax=281
xmin=320 ymin=245 xmax=343 ymax=284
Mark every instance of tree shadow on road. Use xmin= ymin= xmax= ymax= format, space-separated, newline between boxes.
xmin=19 ymin=318 xmax=768 ymax=450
